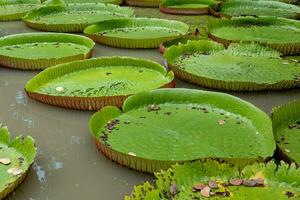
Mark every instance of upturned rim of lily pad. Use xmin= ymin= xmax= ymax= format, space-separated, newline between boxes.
xmin=272 ymin=100 xmax=300 ymax=165
xmin=25 ymin=56 xmax=175 ymax=111
xmin=211 ymin=0 xmax=300 ymax=20
xmin=0 ymin=32 xmax=95 ymax=70
xmin=159 ymin=0 xmax=221 ymax=15
xmin=0 ymin=0 xmax=41 ymax=21
xmin=207 ymin=16 xmax=300 ymax=56
xmin=84 ymin=17 xmax=190 ymax=49
xmin=0 ymin=125 xmax=37 ymax=199
xmin=163 ymin=39 xmax=300 ymax=91
xmin=124 ymin=0 xmax=161 ymax=7
xmin=22 ymin=3 xmax=135 ymax=32
xmin=89 ymin=88 xmax=275 ymax=173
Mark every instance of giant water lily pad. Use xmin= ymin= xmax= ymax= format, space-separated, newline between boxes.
xmin=23 ymin=3 xmax=134 ymax=32
xmin=89 ymin=89 xmax=275 ymax=172
xmin=125 ymin=160 xmax=300 ymax=199
xmin=159 ymin=0 xmax=219 ymax=15
xmin=84 ymin=18 xmax=189 ymax=48
xmin=124 ymin=0 xmax=161 ymax=7
xmin=25 ymin=57 xmax=174 ymax=110
xmin=0 ymin=33 xmax=95 ymax=70
xmin=215 ymin=0 xmax=300 ymax=19
xmin=0 ymin=0 xmax=41 ymax=21
xmin=272 ymin=100 xmax=300 ymax=165
xmin=164 ymin=40 xmax=300 ymax=91
xmin=208 ymin=16 xmax=300 ymax=55
xmin=0 ymin=125 xmax=36 ymax=199
xmin=59 ymin=0 xmax=122 ymax=4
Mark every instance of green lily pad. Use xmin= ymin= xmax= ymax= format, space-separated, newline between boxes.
xmin=208 ymin=16 xmax=300 ymax=55
xmin=159 ymin=35 xmax=202 ymax=54
xmin=0 ymin=0 xmax=41 ymax=21
xmin=0 ymin=33 xmax=95 ymax=70
xmin=216 ymin=0 xmax=300 ymax=19
xmin=25 ymin=57 xmax=174 ymax=110
xmin=272 ymin=100 xmax=300 ymax=165
xmin=84 ymin=18 xmax=189 ymax=48
xmin=23 ymin=3 xmax=134 ymax=32
xmin=57 ymin=0 xmax=122 ymax=4
xmin=125 ymin=160 xmax=300 ymax=199
xmin=124 ymin=0 xmax=161 ymax=7
xmin=164 ymin=40 xmax=300 ymax=91
xmin=0 ymin=125 xmax=36 ymax=199
xmin=89 ymin=89 xmax=275 ymax=172
xmin=159 ymin=0 xmax=219 ymax=15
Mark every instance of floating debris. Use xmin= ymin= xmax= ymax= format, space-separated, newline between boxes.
xmin=0 ymin=158 xmax=11 ymax=165
xmin=7 ymin=167 xmax=23 ymax=176
xmin=192 ymin=183 xmax=206 ymax=191
xmin=170 ymin=182 xmax=177 ymax=195
xmin=243 ymin=179 xmax=257 ymax=187
xmin=55 ymin=86 xmax=64 ymax=92
xmin=229 ymin=179 xmax=243 ymax=186
xmin=128 ymin=152 xmax=136 ymax=157
xmin=208 ymin=180 xmax=218 ymax=189
xmin=285 ymin=191 xmax=295 ymax=198
xmin=200 ymin=186 xmax=211 ymax=198
xmin=218 ymin=120 xmax=226 ymax=125
xmin=148 ymin=104 xmax=160 ymax=112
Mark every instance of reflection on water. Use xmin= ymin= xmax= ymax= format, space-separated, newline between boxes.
xmin=0 ymin=14 xmax=299 ymax=200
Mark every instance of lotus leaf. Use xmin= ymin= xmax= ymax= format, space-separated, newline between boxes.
xmin=124 ymin=0 xmax=161 ymax=7
xmin=84 ymin=18 xmax=189 ymax=48
xmin=23 ymin=3 xmax=134 ymax=32
xmin=164 ymin=40 xmax=300 ymax=91
xmin=89 ymin=89 xmax=275 ymax=172
xmin=272 ymin=100 xmax=300 ymax=165
xmin=160 ymin=0 xmax=219 ymax=15
xmin=25 ymin=57 xmax=174 ymax=110
xmin=0 ymin=0 xmax=41 ymax=21
xmin=0 ymin=125 xmax=36 ymax=199
xmin=0 ymin=33 xmax=95 ymax=70
xmin=208 ymin=16 xmax=300 ymax=55
xmin=216 ymin=0 xmax=300 ymax=19
xmin=125 ymin=160 xmax=300 ymax=199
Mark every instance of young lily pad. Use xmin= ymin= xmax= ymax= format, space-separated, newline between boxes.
xmin=159 ymin=35 xmax=202 ymax=54
xmin=215 ymin=0 xmax=300 ymax=19
xmin=0 ymin=33 xmax=95 ymax=70
xmin=159 ymin=0 xmax=219 ymax=15
xmin=125 ymin=160 xmax=300 ymax=199
xmin=124 ymin=0 xmax=161 ymax=7
xmin=208 ymin=16 xmax=300 ymax=55
xmin=23 ymin=3 xmax=134 ymax=32
xmin=25 ymin=57 xmax=174 ymax=110
xmin=0 ymin=0 xmax=41 ymax=21
xmin=0 ymin=125 xmax=37 ymax=199
xmin=84 ymin=18 xmax=189 ymax=48
xmin=272 ymin=100 xmax=300 ymax=165
xmin=89 ymin=89 xmax=275 ymax=172
xmin=164 ymin=40 xmax=300 ymax=91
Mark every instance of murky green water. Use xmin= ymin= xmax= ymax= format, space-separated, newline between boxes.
xmin=0 ymin=11 xmax=300 ymax=200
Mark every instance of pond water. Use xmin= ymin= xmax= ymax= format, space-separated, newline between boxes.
xmin=0 ymin=10 xmax=300 ymax=200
